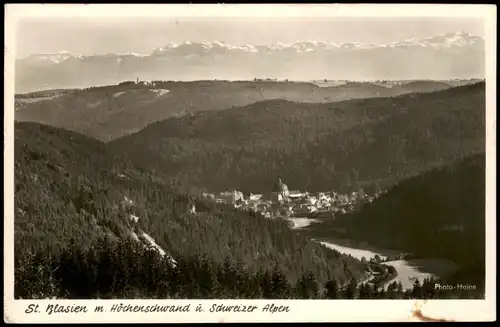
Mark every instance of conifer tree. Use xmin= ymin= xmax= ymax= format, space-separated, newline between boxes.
xmin=411 ymin=279 xmax=424 ymax=299
xmin=270 ymin=265 xmax=291 ymax=299
xmin=343 ymin=277 xmax=358 ymax=299
xmin=323 ymin=276 xmax=339 ymax=299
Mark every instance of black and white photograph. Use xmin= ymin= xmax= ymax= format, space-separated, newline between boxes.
xmin=4 ymin=3 xmax=496 ymax=323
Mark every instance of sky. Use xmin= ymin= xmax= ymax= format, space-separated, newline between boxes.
xmin=16 ymin=16 xmax=484 ymax=57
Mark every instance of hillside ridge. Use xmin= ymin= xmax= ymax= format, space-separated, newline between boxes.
xmin=109 ymin=82 xmax=485 ymax=194
xmin=15 ymin=80 xmax=482 ymax=142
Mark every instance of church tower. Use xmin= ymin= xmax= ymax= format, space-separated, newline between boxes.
xmin=275 ymin=177 xmax=290 ymax=202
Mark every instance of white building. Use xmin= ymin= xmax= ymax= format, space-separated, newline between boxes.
xmin=217 ymin=190 xmax=244 ymax=203
xmin=307 ymin=196 xmax=318 ymax=206
xmin=249 ymin=193 xmax=263 ymax=201
xmin=288 ymin=190 xmax=306 ymax=199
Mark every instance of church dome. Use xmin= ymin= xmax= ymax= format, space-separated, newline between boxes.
xmin=279 ymin=182 xmax=289 ymax=192
xmin=275 ymin=177 xmax=289 ymax=195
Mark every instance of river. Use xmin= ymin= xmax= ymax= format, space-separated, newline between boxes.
xmin=288 ymin=217 xmax=460 ymax=290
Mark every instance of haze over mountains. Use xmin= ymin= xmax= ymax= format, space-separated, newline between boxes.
xmin=15 ymin=32 xmax=485 ymax=93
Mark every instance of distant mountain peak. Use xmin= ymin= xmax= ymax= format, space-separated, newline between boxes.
xmin=20 ymin=32 xmax=484 ymax=60
xmin=144 ymin=32 xmax=483 ymax=56
xmin=15 ymin=32 xmax=485 ymax=93
xmin=20 ymin=51 xmax=84 ymax=64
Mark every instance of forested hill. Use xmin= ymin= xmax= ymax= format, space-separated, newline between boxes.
xmin=110 ymin=82 xmax=485 ymax=194
xmin=15 ymin=79 xmax=467 ymax=142
xmin=14 ymin=122 xmax=367 ymax=298
xmin=321 ymin=153 xmax=486 ymax=288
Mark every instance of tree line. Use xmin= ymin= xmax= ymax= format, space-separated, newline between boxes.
xmin=15 ymin=237 xmax=481 ymax=300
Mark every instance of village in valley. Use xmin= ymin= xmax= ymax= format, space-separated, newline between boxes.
xmin=201 ymin=178 xmax=386 ymax=224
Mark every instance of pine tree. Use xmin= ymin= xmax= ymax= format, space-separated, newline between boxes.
xmin=323 ymin=276 xmax=339 ymax=299
xmin=411 ymin=279 xmax=424 ymax=299
xmin=358 ymin=282 xmax=375 ymax=299
xmin=343 ymin=277 xmax=358 ymax=299
xmin=386 ymin=281 xmax=398 ymax=299
xmin=397 ymin=281 xmax=403 ymax=293
xmin=270 ymin=265 xmax=291 ymax=299
xmin=295 ymin=271 xmax=319 ymax=299
xmin=197 ymin=255 xmax=215 ymax=298
xmin=259 ymin=269 xmax=274 ymax=299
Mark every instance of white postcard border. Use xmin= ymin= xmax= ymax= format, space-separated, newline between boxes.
xmin=4 ymin=4 xmax=497 ymax=323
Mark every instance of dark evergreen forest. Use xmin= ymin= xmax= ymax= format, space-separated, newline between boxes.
xmin=14 ymin=122 xmax=485 ymax=299
xmin=110 ymin=82 xmax=485 ymax=194
xmin=14 ymin=122 xmax=365 ymax=298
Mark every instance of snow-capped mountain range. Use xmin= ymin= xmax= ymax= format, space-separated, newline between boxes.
xmin=15 ymin=32 xmax=485 ymax=93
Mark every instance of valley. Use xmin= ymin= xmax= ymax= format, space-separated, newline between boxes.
xmin=13 ymin=80 xmax=487 ymax=300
